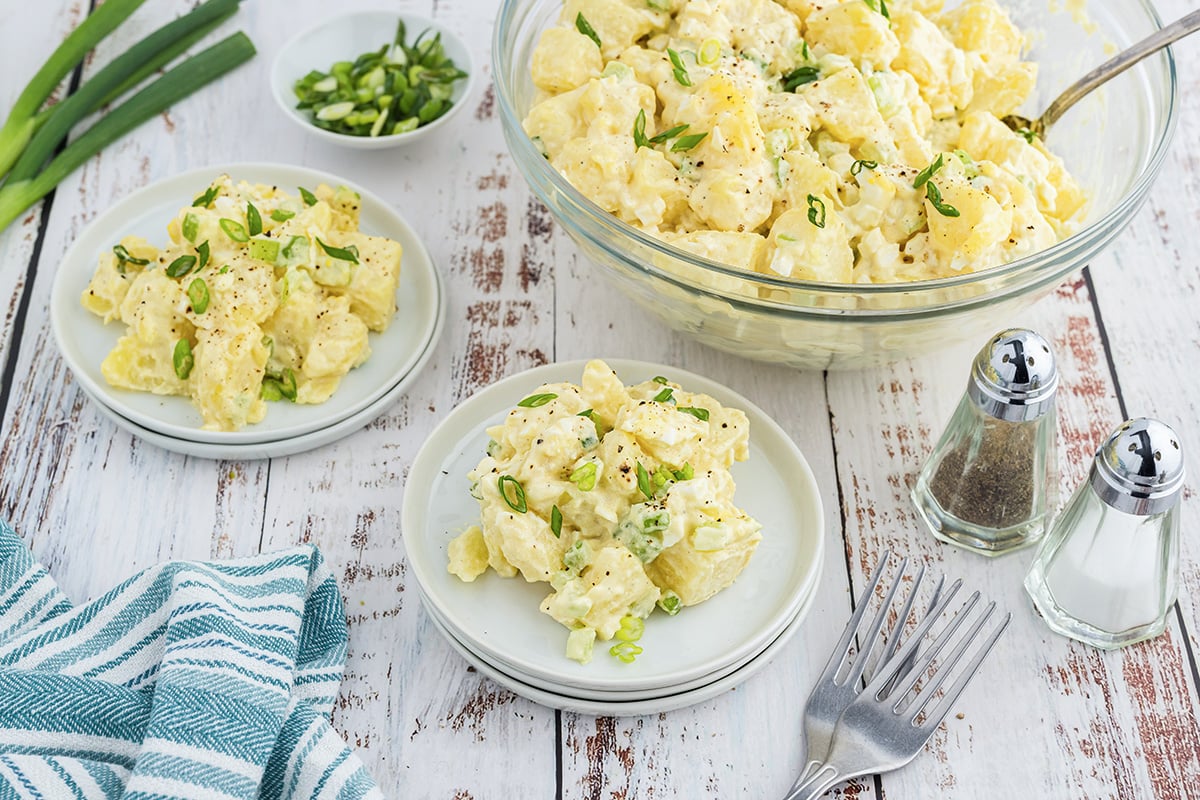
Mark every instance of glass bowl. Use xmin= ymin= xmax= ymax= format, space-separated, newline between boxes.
xmin=493 ymin=0 xmax=1177 ymax=369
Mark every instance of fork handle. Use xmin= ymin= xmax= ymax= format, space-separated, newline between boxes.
xmin=782 ymin=762 xmax=845 ymax=800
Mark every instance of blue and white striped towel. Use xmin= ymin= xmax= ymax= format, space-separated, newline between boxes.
xmin=0 ymin=518 xmax=383 ymax=799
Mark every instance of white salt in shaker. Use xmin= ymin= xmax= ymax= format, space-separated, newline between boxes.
xmin=1024 ymin=417 xmax=1185 ymax=649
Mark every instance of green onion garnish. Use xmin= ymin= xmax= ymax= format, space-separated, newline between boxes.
xmin=609 ymin=615 xmax=645 ymax=662
xmin=246 ymin=202 xmax=262 ymax=236
xmin=782 ymin=65 xmax=820 ymax=91
xmin=633 ymin=108 xmax=650 ymax=149
xmin=187 ymin=277 xmax=209 ymax=313
xmin=913 ymin=153 xmax=945 ymax=189
xmin=192 ymin=184 xmax=218 ymax=208
xmin=672 ymin=462 xmax=694 ymax=481
xmin=498 ymin=475 xmax=527 ymax=513
xmin=550 ymin=505 xmax=563 ymax=538
xmin=112 ymin=243 xmax=149 ymax=273
xmin=652 ymin=376 xmax=668 ymax=384
xmin=172 ymin=338 xmax=193 ymax=379
xmin=299 ymin=186 xmax=318 ymax=206
xmin=667 ymin=48 xmax=691 ymax=87
xmin=261 ymin=380 xmax=282 ymax=401
xmin=806 ymin=194 xmax=826 ymax=228
xmin=270 ymin=208 xmax=295 ymax=222
xmin=316 ymin=237 xmax=359 ymax=264
xmin=648 ymin=123 xmax=689 ymax=145
xmin=658 ymin=591 xmax=682 ymax=616
xmin=570 ymin=462 xmax=598 ymax=492
xmin=670 ymin=132 xmax=707 ymax=152
xmin=181 ymin=212 xmax=199 ymax=241
xmin=1016 ymin=128 xmax=1037 ymax=143
xmin=636 ymin=461 xmax=653 ymax=500
xmin=866 ymin=0 xmax=890 ymax=19
xmin=196 ymin=240 xmax=210 ymax=270
xmin=925 ymin=181 xmax=960 ymax=217
xmin=219 ymin=217 xmax=248 ymax=242
xmin=653 ymin=387 xmax=674 ymax=403
xmin=165 ymin=254 xmax=196 ymax=277
xmin=575 ymin=13 xmax=601 ymax=49
xmin=517 ymin=392 xmax=557 ymax=408
xmin=850 ymin=159 xmax=877 ymax=176
xmin=678 ymin=406 xmax=709 ymax=421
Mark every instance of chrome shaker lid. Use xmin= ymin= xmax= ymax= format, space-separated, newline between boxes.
xmin=1090 ymin=417 xmax=1186 ymax=516
xmin=967 ymin=329 xmax=1059 ymax=422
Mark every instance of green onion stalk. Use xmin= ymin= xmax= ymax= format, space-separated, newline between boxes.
xmin=0 ymin=33 xmax=256 ymax=232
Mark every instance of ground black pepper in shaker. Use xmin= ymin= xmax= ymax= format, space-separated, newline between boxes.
xmin=912 ymin=329 xmax=1059 ymax=555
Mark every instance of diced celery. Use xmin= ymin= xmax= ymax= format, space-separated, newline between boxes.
xmin=691 ymin=524 xmax=729 ymax=551
xmin=248 ymin=237 xmax=279 ymax=264
xmin=566 ymin=628 xmax=596 ymax=664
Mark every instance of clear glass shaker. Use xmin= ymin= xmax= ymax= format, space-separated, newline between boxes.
xmin=1025 ymin=417 xmax=1185 ymax=649
xmin=911 ymin=329 xmax=1059 ymax=555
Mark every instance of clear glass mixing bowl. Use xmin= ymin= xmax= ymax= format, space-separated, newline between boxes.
xmin=493 ymin=0 xmax=1177 ymax=369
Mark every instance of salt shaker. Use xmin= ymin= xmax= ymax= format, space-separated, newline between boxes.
xmin=1024 ymin=418 xmax=1185 ymax=649
xmin=911 ymin=328 xmax=1059 ymax=555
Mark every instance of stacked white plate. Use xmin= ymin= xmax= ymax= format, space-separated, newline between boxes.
xmin=49 ymin=164 xmax=445 ymax=459
xmin=402 ymin=360 xmax=825 ymax=715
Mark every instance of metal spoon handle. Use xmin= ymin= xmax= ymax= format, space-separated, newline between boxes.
xmin=1042 ymin=8 xmax=1200 ymax=130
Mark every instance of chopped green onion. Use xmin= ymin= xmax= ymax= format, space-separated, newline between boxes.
xmin=782 ymin=65 xmax=821 ymax=92
xmin=246 ymin=202 xmax=262 ymax=236
xmin=517 ymin=392 xmax=557 ymax=408
xmin=647 ymin=0 xmax=671 ymax=9
xmin=667 ymin=48 xmax=691 ymax=87
xmin=187 ymin=277 xmax=209 ymax=313
xmin=806 ymin=194 xmax=826 ymax=228
xmin=195 ymin=240 xmax=210 ymax=270
xmin=698 ymin=38 xmax=721 ymax=65
xmin=181 ymin=212 xmax=199 ymax=241
xmin=299 ymin=186 xmax=318 ymax=206
xmin=261 ymin=380 xmax=282 ymax=402
xmin=850 ymin=159 xmax=878 ymax=176
xmin=575 ymin=13 xmax=601 ymax=49
xmin=633 ymin=108 xmax=650 ymax=149
xmin=577 ymin=408 xmax=595 ymax=418
xmin=219 ymin=217 xmax=248 ymax=242
xmin=550 ymin=505 xmax=563 ymax=538
xmin=614 ymin=615 xmax=644 ymax=642
xmin=610 ymin=641 xmax=643 ymax=663
xmin=649 ymin=123 xmax=689 ymax=144
xmin=165 ymin=254 xmax=196 ymax=277
xmin=172 ymin=338 xmax=193 ymax=379
xmin=1016 ymin=127 xmax=1037 ymax=143
xmin=913 ymin=153 xmax=945 ymax=189
xmin=678 ymin=406 xmax=709 ymax=421
xmin=636 ymin=461 xmax=653 ymax=500
xmin=652 ymin=375 xmax=668 ymax=384
xmin=671 ymin=132 xmax=707 ymax=152
xmin=865 ymin=0 xmax=890 ymax=19
xmin=112 ymin=244 xmax=149 ymax=273
xmin=925 ymin=181 xmax=960 ymax=217
xmin=672 ymin=462 xmax=694 ymax=481
xmin=653 ymin=387 xmax=674 ymax=403
xmin=316 ymin=237 xmax=360 ymax=264
xmin=570 ymin=462 xmax=598 ymax=492
xmin=658 ymin=591 xmax=682 ymax=615
xmin=270 ymin=208 xmax=295 ymax=222
xmin=193 ymin=185 xmax=218 ymax=208
xmin=498 ymin=475 xmax=527 ymax=513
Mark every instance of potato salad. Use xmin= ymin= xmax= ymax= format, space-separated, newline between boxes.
xmin=81 ymin=176 xmax=402 ymax=431
xmin=447 ymin=360 xmax=762 ymax=664
xmin=523 ymin=0 xmax=1086 ymax=282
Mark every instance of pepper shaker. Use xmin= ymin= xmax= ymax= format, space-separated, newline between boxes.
xmin=1024 ymin=418 xmax=1185 ymax=649
xmin=911 ymin=328 xmax=1059 ymax=555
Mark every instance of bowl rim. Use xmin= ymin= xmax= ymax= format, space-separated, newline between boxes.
xmin=271 ymin=8 xmax=476 ymax=147
xmin=492 ymin=0 xmax=1179 ymax=303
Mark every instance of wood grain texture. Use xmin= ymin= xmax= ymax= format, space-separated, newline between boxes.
xmin=0 ymin=0 xmax=1196 ymax=796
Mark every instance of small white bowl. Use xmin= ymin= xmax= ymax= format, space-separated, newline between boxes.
xmin=271 ymin=10 xmax=475 ymax=150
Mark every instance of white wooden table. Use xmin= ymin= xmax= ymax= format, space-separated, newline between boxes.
xmin=2 ymin=1 xmax=1198 ymax=797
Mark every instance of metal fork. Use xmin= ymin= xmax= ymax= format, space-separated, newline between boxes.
xmin=784 ymin=586 xmax=1011 ymax=800
xmin=787 ymin=552 xmax=943 ymax=792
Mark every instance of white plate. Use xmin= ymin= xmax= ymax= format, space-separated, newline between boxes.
xmin=77 ymin=320 xmax=439 ymax=460
xmin=50 ymin=162 xmax=443 ymax=444
xmin=416 ymin=571 xmax=815 ymax=701
xmin=402 ymin=359 xmax=824 ymax=693
xmin=271 ymin=11 xmax=476 ymax=150
xmin=424 ymin=568 xmax=818 ymax=716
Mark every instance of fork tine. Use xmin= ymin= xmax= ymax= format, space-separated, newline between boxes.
xmin=842 ymin=557 xmax=916 ymax=687
xmin=862 ymin=578 xmax=963 ymax=698
xmin=886 ymin=590 xmax=982 ymax=709
xmin=879 ymin=568 xmax=938 ymax=695
xmin=817 ymin=551 xmax=891 ymax=679
xmin=917 ymin=610 xmax=1011 ymax=729
xmin=908 ymin=601 xmax=995 ymax=720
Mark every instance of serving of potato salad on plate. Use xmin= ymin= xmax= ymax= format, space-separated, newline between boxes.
xmin=80 ymin=175 xmax=402 ymax=431
xmin=523 ymin=0 xmax=1086 ymax=282
xmin=447 ymin=359 xmax=762 ymax=665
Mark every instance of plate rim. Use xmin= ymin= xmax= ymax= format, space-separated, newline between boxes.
xmin=50 ymin=161 xmax=442 ymax=443
xmin=401 ymin=357 xmax=825 ymax=692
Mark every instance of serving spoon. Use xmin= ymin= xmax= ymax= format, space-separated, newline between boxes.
xmin=1003 ymin=8 xmax=1200 ymax=138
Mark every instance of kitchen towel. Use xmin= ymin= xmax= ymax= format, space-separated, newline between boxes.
xmin=0 ymin=518 xmax=383 ymax=799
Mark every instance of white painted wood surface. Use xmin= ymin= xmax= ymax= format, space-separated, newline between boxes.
xmin=1 ymin=0 xmax=1197 ymax=797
